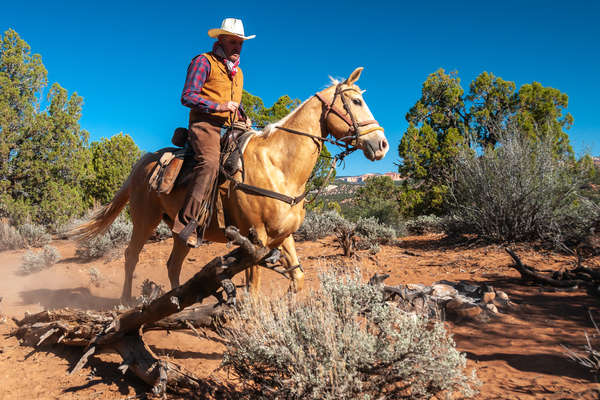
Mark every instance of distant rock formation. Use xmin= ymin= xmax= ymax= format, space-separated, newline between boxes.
xmin=337 ymin=172 xmax=404 ymax=183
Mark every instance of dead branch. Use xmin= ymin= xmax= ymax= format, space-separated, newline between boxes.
xmin=11 ymin=226 xmax=270 ymax=397
xmin=505 ymin=248 xmax=596 ymax=292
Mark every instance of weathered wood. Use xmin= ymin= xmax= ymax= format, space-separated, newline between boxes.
xmin=11 ymin=226 xmax=269 ymax=397
xmin=505 ymin=248 xmax=595 ymax=291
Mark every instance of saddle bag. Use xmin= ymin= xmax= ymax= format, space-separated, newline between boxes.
xmin=149 ymin=149 xmax=187 ymax=195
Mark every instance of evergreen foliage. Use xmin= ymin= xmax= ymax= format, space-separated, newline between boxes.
xmin=398 ymin=69 xmax=575 ymax=216
xmin=0 ymin=29 xmax=93 ymax=226
xmin=0 ymin=30 xmax=143 ymax=227
xmin=348 ymin=175 xmax=400 ymax=226
xmin=87 ymin=133 xmax=141 ymax=204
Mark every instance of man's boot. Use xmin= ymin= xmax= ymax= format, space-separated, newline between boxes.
xmin=178 ymin=219 xmax=200 ymax=248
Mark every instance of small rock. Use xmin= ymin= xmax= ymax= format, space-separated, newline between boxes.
xmin=486 ymin=303 xmax=499 ymax=314
xmin=496 ymin=291 xmax=509 ymax=301
xmin=457 ymin=305 xmax=483 ymax=319
xmin=446 ymin=298 xmax=468 ymax=312
xmin=432 ymin=284 xmax=458 ymax=298
xmin=406 ymin=283 xmax=426 ymax=291
xmin=483 ymin=292 xmax=496 ymax=303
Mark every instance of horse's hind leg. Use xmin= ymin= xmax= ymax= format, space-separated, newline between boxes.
xmin=280 ymin=235 xmax=304 ymax=292
xmin=122 ymin=211 xmax=161 ymax=303
xmin=166 ymin=235 xmax=190 ymax=289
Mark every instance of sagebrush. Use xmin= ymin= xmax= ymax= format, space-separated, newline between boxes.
xmin=18 ymin=223 xmax=52 ymax=248
xmin=0 ymin=220 xmax=25 ymax=250
xmin=220 ymin=268 xmax=478 ymax=399
xmin=405 ymin=214 xmax=445 ymax=235
xmin=150 ymin=220 xmax=172 ymax=242
xmin=294 ymin=210 xmax=348 ymax=241
xmin=447 ymin=130 xmax=599 ymax=245
xmin=354 ymin=216 xmax=397 ymax=249
xmin=296 ymin=211 xmax=398 ymax=250
xmin=75 ymin=214 xmax=132 ymax=258
xmin=20 ymin=245 xmax=60 ymax=274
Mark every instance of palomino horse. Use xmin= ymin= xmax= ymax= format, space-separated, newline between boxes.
xmin=72 ymin=67 xmax=389 ymax=302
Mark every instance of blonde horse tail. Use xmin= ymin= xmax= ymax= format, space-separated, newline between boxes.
xmin=68 ymin=175 xmax=132 ymax=242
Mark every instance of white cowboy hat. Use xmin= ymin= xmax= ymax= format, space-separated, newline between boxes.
xmin=208 ymin=18 xmax=256 ymax=40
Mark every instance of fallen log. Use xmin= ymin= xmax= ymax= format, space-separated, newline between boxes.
xmin=12 ymin=226 xmax=270 ymax=397
xmin=505 ymin=248 xmax=600 ymax=296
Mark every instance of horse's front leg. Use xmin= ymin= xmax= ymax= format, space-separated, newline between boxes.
xmin=244 ymin=227 xmax=268 ymax=297
xmin=280 ymin=235 xmax=304 ymax=292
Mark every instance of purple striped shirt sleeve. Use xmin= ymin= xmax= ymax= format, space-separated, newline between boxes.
xmin=181 ymin=55 xmax=220 ymax=112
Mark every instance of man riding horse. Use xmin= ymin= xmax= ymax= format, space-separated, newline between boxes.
xmin=173 ymin=18 xmax=254 ymax=248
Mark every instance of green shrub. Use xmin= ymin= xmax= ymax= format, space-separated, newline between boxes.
xmin=0 ymin=220 xmax=25 ymax=250
xmin=20 ymin=245 xmax=60 ymax=274
xmin=75 ymin=214 xmax=132 ymax=258
xmin=221 ymin=268 xmax=477 ymax=399
xmin=447 ymin=131 xmax=599 ymax=245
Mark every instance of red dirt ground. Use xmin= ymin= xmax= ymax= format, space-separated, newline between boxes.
xmin=1 ymin=234 xmax=600 ymax=399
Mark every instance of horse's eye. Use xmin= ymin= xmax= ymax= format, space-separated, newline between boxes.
xmin=352 ymin=98 xmax=362 ymax=106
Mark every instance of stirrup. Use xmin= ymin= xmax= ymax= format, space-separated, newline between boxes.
xmin=178 ymin=220 xmax=199 ymax=247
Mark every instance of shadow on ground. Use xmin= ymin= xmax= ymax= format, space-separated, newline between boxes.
xmin=19 ymin=287 xmax=121 ymax=310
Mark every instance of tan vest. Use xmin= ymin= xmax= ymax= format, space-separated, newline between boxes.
xmin=189 ymin=52 xmax=244 ymax=126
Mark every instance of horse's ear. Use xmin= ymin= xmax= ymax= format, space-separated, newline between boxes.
xmin=344 ymin=67 xmax=364 ymax=85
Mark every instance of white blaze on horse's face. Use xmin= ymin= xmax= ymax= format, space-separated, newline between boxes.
xmin=332 ymin=67 xmax=389 ymax=161
xmin=349 ymin=90 xmax=388 ymax=161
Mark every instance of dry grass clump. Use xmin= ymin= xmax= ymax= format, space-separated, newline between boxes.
xmin=220 ymin=268 xmax=478 ymax=399
xmin=20 ymin=245 xmax=60 ymax=274
xmin=563 ymin=311 xmax=600 ymax=379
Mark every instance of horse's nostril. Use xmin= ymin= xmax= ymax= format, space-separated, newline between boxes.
xmin=381 ymin=139 xmax=388 ymax=150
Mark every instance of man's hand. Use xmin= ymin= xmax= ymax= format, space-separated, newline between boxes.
xmin=217 ymin=101 xmax=239 ymax=112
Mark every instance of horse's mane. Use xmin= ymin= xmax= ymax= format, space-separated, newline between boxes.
xmin=258 ymin=77 xmax=341 ymax=138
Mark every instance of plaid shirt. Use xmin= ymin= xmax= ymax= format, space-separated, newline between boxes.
xmin=181 ymin=55 xmax=220 ymax=112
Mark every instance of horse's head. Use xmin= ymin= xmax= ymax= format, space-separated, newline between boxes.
xmin=317 ymin=67 xmax=389 ymax=161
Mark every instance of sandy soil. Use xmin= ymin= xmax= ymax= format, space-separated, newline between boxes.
xmin=1 ymin=234 xmax=600 ymax=399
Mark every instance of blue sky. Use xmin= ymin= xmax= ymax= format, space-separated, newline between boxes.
xmin=3 ymin=0 xmax=599 ymax=176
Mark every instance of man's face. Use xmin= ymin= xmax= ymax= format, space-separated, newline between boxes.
xmin=219 ymin=35 xmax=244 ymax=62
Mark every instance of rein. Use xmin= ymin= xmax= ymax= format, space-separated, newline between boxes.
xmin=221 ymin=83 xmax=381 ymax=206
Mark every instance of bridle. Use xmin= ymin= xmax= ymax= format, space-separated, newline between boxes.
xmin=221 ymin=82 xmax=384 ymax=206
xmin=315 ymin=83 xmax=382 ymax=146
xmin=277 ymin=82 xmax=383 ymax=150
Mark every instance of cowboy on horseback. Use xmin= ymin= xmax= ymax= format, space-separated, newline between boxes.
xmin=173 ymin=18 xmax=255 ymax=248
